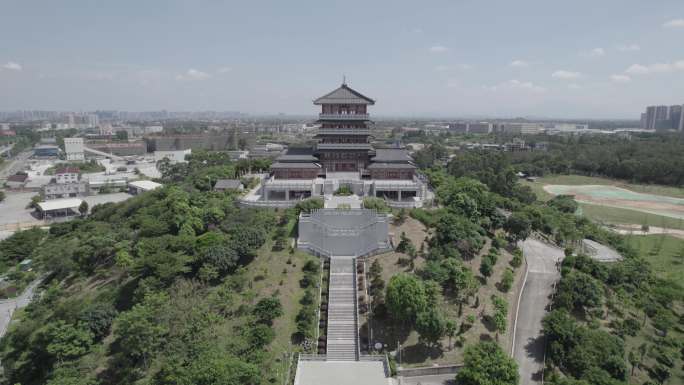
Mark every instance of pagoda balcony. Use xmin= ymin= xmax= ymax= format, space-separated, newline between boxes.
xmin=318 ymin=113 xmax=370 ymax=121
xmin=316 ymin=129 xmax=371 ymax=136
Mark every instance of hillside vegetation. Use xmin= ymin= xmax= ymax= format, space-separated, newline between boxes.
xmin=0 ymin=152 xmax=307 ymax=385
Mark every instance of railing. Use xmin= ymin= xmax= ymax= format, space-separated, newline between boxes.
xmin=238 ymin=199 xmax=298 ymax=208
xmin=352 ymin=257 xmax=360 ymax=361
xmin=316 ymin=129 xmax=371 ymax=135
xmin=359 ymin=354 xmax=392 ymax=377
xmin=319 ymin=113 xmax=370 ymax=120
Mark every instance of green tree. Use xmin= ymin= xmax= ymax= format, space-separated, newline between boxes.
xmin=431 ymin=212 xmax=484 ymax=260
xmin=44 ymin=320 xmax=94 ymax=362
xmin=155 ymin=350 xmax=260 ymax=385
xmin=554 ymin=271 xmax=602 ymax=313
xmin=252 ymin=297 xmax=283 ymax=325
xmin=504 ymin=212 xmax=532 ymax=242
xmin=396 ymin=232 xmax=412 ymax=253
xmin=416 ymin=308 xmax=446 ymax=347
xmin=455 ymin=341 xmax=519 ymax=385
xmin=479 ymin=257 xmax=494 ymax=281
xmin=115 ymin=293 xmax=170 ymax=368
xmin=500 ymin=269 xmax=514 ymax=292
xmin=46 ymin=367 xmax=98 ymax=385
xmin=490 ymin=295 xmax=508 ymax=339
xmin=79 ymin=200 xmax=89 ymax=217
xmin=445 ymin=319 xmax=457 ymax=350
xmin=386 ymin=273 xmax=427 ymax=324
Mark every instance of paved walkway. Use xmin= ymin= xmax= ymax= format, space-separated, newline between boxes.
xmin=513 ymin=239 xmax=564 ymax=385
xmin=0 ymin=278 xmax=43 ymax=338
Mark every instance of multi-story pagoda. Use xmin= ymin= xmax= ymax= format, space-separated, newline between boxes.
xmin=257 ymin=81 xmax=427 ymax=207
xmin=314 ymin=82 xmax=374 ymax=173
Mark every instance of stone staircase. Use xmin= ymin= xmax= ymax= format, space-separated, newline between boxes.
xmin=326 ymin=257 xmax=359 ymax=361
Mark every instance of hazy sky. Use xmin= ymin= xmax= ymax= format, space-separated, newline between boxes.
xmin=1 ymin=0 xmax=684 ymax=118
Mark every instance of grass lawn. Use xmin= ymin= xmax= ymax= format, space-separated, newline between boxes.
xmin=579 ymin=203 xmax=684 ymax=231
xmin=245 ymin=232 xmax=319 ymax=381
xmin=624 ymin=234 xmax=684 ymax=283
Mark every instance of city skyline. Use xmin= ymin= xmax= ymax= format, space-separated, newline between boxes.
xmin=1 ymin=0 xmax=684 ymax=118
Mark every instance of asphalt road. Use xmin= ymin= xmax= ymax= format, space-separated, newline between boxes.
xmin=513 ymin=239 xmax=565 ymax=385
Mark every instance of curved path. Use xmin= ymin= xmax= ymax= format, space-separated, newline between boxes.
xmin=0 ymin=278 xmax=43 ymax=338
xmin=513 ymin=239 xmax=564 ymax=385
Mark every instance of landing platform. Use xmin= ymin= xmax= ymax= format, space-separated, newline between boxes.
xmin=295 ymin=360 xmax=391 ymax=385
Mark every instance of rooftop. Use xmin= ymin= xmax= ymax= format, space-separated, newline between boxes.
xmin=313 ymin=83 xmax=375 ymax=105
xmin=270 ymin=162 xmax=321 ymax=169
xmin=372 ymin=148 xmax=413 ymax=163
xmin=7 ymin=174 xmax=28 ymax=182
xmin=367 ymin=162 xmax=416 ymax=170
xmin=214 ymin=179 xmax=243 ymax=190
xmin=277 ymin=154 xmax=318 ymax=162
xmin=298 ymin=209 xmax=391 ymax=257
xmin=37 ymin=198 xmax=83 ymax=211
xmin=55 ymin=167 xmax=80 ymax=174
xmin=128 ymin=180 xmax=162 ymax=191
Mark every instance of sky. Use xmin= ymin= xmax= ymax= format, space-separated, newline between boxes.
xmin=1 ymin=0 xmax=683 ymax=119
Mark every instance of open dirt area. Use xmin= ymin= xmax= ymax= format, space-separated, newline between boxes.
xmin=544 ymin=184 xmax=684 ymax=220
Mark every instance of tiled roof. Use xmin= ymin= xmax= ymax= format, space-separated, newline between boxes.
xmin=367 ymin=162 xmax=416 ymax=169
xmin=7 ymin=173 xmax=28 ymax=182
xmin=270 ymin=162 xmax=321 ymax=169
xmin=277 ymin=154 xmax=318 ymax=162
xmin=372 ymin=148 xmax=413 ymax=163
xmin=314 ymin=84 xmax=375 ymax=105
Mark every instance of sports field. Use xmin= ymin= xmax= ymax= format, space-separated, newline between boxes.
xmin=522 ymin=175 xmax=684 ymax=229
xmin=544 ymin=184 xmax=684 ymax=220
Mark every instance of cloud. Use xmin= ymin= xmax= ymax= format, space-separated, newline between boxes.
xmin=625 ymin=61 xmax=684 ymax=75
xmin=176 ymin=68 xmax=211 ymax=81
xmin=2 ymin=62 xmax=22 ymax=71
xmin=411 ymin=27 xmax=423 ymax=34
xmin=429 ymin=45 xmax=448 ymax=53
xmin=610 ymin=74 xmax=631 ymax=83
xmin=510 ymin=60 xmax=529 ymax=67
xmin=617 ymin=44 xmax=640 ymax=52
xmin=552 ymin=70 xmax=582 ymax=80
xmin=567 ymin=83 xmax=581 ymax=89
xmin=589 ymin=48 xmax=605 ymax=56
xmin=435 ymin=64 xmax=472 ymax=71
xmin=217 ymin=67 xmax=232 ymax=74
xmin=485 ymin=79 xmax=546 ymax=93
xmin=663 ymin=19 xmax=684 ymax=28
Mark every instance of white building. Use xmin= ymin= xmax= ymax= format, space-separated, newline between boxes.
xmin=154 ymin=149 xmax=191 ymax=163
xmin=64 ymin=137 xmax=85 ymax=161
xmin=128 ymin=180 xmax=162 ymax=195
xmin=55 ymin=167 xmax=80 ymax=184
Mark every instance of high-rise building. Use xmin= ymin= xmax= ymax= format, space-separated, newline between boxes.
xmin=642 ymin=105 xmax=682 ymax=130
xmin=64 ymin=137 xmax=85 ymax=161
xmin=669 ymin=105 xmax=683 ymax=131
xmin=655 ymin=105 xmax=670 ymax=130
xmin=87 ymin=114 xmax=100 ymax=128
